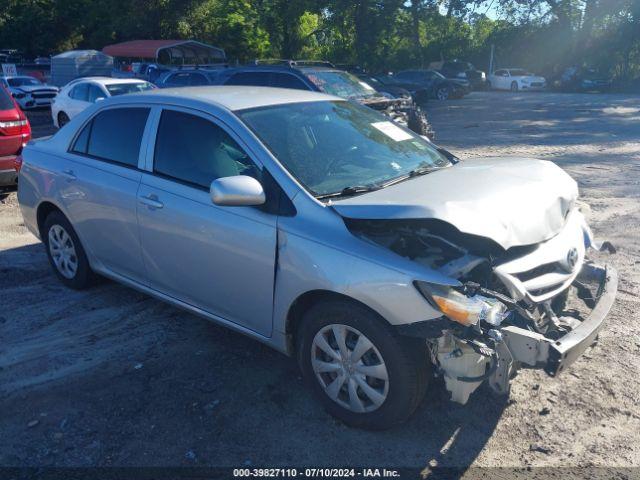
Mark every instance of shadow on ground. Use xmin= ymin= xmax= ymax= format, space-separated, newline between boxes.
xmin=0 ymin=240 xmax=504 ymax=470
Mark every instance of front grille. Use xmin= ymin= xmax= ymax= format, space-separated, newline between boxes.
xmin=530 ymin=82 xmax=544 ymax=87
xmin=492 ymin=210 xmax=586 ymax=303
xmin=515 ymin=262 xmax=560 ymax=282
xmin=32 ymin=92 xmax=56 ymax=99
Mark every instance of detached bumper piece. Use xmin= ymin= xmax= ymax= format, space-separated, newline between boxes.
xmin=501 ymin=263 xmax=617 ymax=377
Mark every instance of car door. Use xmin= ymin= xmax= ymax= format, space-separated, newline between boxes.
xmin=61 ymin=106 xmax=152 ymax=283
xmin=136 ymin=107 xmax=277 ymax=336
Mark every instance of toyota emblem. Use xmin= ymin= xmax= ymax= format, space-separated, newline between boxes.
xmin=566 ymin=247 xmax=579 ymax=270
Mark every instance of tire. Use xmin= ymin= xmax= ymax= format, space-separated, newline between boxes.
xmin=58 ymin=112 xmax=70 ymax=128
xmin=43 ymin=211 xmax=95 ymax=289
xmin=510 ymin=81 xmax=519 ymax=92
xmin=436 ymin=86 xmax=450 ymax=100
xmin=297 ymin=300 xmax=429 ymax=430
xmin=407 ymin=108 xmax=435 ymax=141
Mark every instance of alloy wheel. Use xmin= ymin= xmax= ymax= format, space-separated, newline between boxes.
xmin=48 ymin=224 xmax=78 ymax=279
xmin=436 ymin=88 xmax=449 ymax=100
xmin=311 ymin=324 xmax=389 ymax=413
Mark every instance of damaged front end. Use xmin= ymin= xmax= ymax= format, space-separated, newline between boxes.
xmin=346 ymin=208 xmax=617 ymax=404
xmin=359 ymin=96 xmax=435 ymax=140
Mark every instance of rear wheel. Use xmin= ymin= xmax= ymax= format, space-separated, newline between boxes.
xmin=510 ymin=81 xmax=519 ymax=92
xmin=43 ymin=211 xmax=94 ymax=289
xmin=57 ymin=112 xmax=70 ymax=128
xmin=297 ymin=300 xmax=429 ymax=430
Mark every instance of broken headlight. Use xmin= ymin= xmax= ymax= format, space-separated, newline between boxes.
xmin=415 ymin=281 xmax=508 ymax=327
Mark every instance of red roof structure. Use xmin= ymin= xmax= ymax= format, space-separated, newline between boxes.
xmin=102 ymin=40 xmax=225 ymax=65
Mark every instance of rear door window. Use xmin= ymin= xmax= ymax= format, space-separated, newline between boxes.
xmin=189 ymin=73 xmax=209 ymax=86
xmin=268 ymin=73 xmax=308 ymax=90
xmin=72 ymin=107 xmax=150 ymax=167
xmin=87 ymin=84 xmax=106 ymax=103
xmin=153 ymin=109 xmax=257 ymax=189
xmin=70 ymin=83 xmax=89 ymax=101
xmin=225 ymin=72 xmax=270 ymax=86
xmin=168 ymin=73 xmax=191 ymax=86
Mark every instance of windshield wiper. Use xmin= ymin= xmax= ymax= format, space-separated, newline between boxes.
xmin=378 ymin=165 xmax=440 ymax=189
xmin=316 ymin=184 xmax=381 ymax=200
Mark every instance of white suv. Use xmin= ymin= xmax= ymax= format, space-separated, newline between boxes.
xmin=51 ymin=77 xmax=155 ymax=128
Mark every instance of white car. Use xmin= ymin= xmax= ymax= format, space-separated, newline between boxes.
xmin=0 ymin=75 xmax=59 ymax=109
xmin=488 ymin=69 xmax=547 ymax=92
xmin=52 ymin=77 xmax=155 ymax=128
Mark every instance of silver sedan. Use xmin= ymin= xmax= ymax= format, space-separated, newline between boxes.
xmin=17 ymin=86 xmax=616 ymax=429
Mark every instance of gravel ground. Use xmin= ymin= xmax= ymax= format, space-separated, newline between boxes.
xmin=0 ymin=92 xmax=639 ymax=473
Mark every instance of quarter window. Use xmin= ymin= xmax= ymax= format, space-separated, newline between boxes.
xmin=71 ymin=108 xmax=150 ymax=167
xmin=153 ymin=110 xmax=256 ymax=189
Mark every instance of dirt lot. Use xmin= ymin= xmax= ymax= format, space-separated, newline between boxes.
xmin=1 ymin=92 xmax=639 ymax=473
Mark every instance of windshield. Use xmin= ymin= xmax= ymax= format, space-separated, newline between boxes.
xmin=305 ymin=70 xmax=379 ymax=99
xmin=8 ymin=77 xmax=42 ymax=87
xmin=106 ymin=82 xmax=155 ymax=96
xmin=509 ymin=69 xmax=532 ymax=77
xmin=238 ymin=101 xmax=450 ymax=197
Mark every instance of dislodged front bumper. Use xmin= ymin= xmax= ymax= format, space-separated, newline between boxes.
xmin=501 ymin=262 xmax=617 ymax=377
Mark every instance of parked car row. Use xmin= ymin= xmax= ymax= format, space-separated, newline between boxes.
xmin=153 ymin=61 xmax=435 ymax=139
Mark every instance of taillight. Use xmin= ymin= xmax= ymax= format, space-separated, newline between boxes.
xmin=14 ymin=154 xmax=23 ymax=172
xmin=0 ymin=118 xmax=29 ymax=136
xmin=19 ymin=113 xmax=32 ymax=145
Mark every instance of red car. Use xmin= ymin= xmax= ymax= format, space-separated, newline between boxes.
xmin=0 ymin=84 xmax=31 ymax=187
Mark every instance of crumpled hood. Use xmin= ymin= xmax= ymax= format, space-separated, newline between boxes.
xmin=331 ymin=157 xmax=578 ymax=249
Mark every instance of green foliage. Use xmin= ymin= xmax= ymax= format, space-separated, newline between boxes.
xmin=0 ymin=0 xmax=637 ymax=80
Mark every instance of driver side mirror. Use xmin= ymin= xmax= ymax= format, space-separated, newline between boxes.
xmin=210 ymin=175 xmax=266 ymax=206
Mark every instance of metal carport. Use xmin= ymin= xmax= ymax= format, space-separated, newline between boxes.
xmin=102 ymin=40 xmax=226 ymax=66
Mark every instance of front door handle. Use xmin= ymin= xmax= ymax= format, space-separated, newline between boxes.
xmin=61 ymin=169 xmax=77 ymax=181
xmin=139 ymin=194 xmax=164 ymax=210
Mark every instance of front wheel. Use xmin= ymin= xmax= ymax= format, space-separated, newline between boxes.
xmin=57 ymin=112 xmax=70 ymax=128
xmin=436 ymin=86 xmax=450 ymax=100
xmin=510 ymin=81 xmax=519 ymax=92
xmin=297 ymin=300 xmax=429 ymax=430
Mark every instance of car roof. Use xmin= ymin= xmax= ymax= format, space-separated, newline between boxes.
xmin=64 ymin=77 xmax=150 ymax=88
xmin=225 ymin=65 xmax=341 ymax=74
xmin=120 ymin=85 xmax=342 ymax=111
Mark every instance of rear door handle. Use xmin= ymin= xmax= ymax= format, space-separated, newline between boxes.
xmin=139 ymin=194 xmax=164 ymax=210
xmin=61 ymin=169 xmax=76 ymax=181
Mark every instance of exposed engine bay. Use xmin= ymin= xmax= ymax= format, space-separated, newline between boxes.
xmin=345 ymin=209 xmax=618 ymax=404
